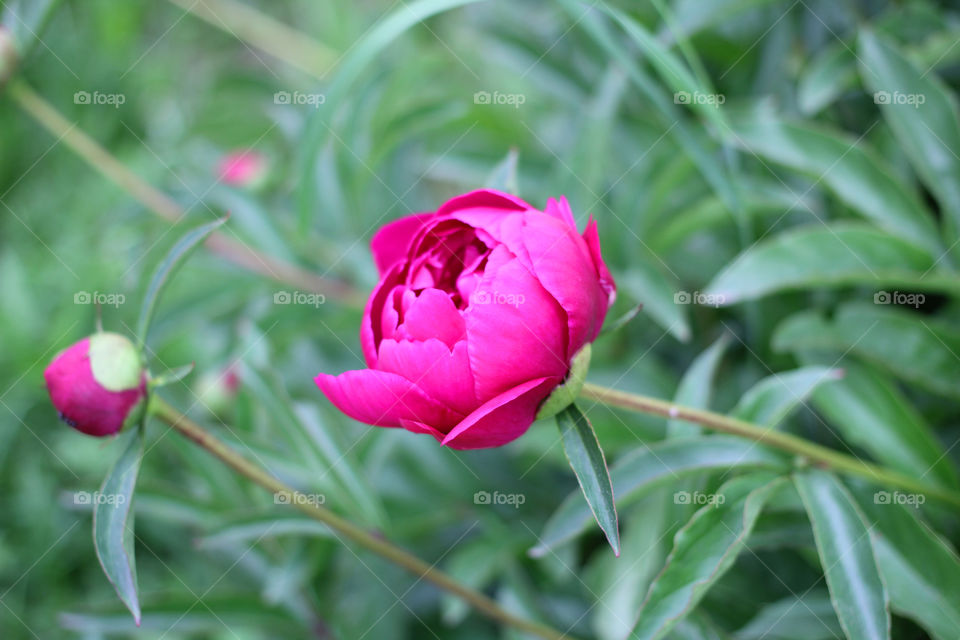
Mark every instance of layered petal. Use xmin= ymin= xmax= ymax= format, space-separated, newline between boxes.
xmin=582 ymin=216 xmax=617 ymax=305
xmin=464 ymin=245 xmax=568 ymax=401
xmin=394 ymin=288 xmax=465 ymax=349
xmin=440 ymin=376 xmax=560 ymax=449
xmin=315 ymin=369 xmax=462 ymax=428
xmin=376 ymin=338 xmax=476 ymax=416
xmin=370 ymin=213 xmax=435 ymax=275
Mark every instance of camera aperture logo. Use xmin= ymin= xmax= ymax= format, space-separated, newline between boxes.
xmin=74 ymin=291 xmax=125 ymax=308
xmin=674 ymin=490 xmax=725 ymax=506
xmin=874 ymin=490 xmax=925 ymax=508
xmin=473 ymin=90 xmax=526 ymax=108
xmin=274 ymin=492 xmax=325 ymax=506
xmin=674 ymin=91 xmax=725 ymax=108
xmin=274 ymin=290 xmax=326 ymax=308
xmin=73 ymin=491 xmax=126 ymax=506
xmin=274 ymin=90 xmax=325 ymax=108
xmin=873 ymin=91 xmax=925 ymax=108
xmin=874 ymin=290 xmax=924 ymax=309
xmin=474 ymin=490 xmax=525 ymax=508
xmin=471 ymin=290 xmax=525 ymax=308
xmin=74 ymin=90 xmax=126 ymax=108
xmin=674 ymin=290 xmax=725 ymax=308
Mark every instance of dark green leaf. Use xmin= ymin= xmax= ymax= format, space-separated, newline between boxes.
xmin=731 ymin=366 xmax=842 ymax=428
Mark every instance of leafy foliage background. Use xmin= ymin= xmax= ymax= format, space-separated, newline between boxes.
xmin=1 ymin=0 xmax=959 ymax=638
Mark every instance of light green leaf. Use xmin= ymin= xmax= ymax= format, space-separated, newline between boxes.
xmin=705 ymin=224 xmax=959 ymax=304
xmin=735 ymin=590 xmax=842 ymax=640
xmin=668 ymin=334 xmax=729 ymax=437
xmin=727 ymin=115 xmax=942 ymax=254
xmin=556 ymin=403 xmax=619 ymax=555
xmin=732 ymin=366 xmax=843 ymax=428
xmin=798 ymin=45 xmax=857 ymax=115
xmin=621 ymin=261 xmax=690 ymax=343
xmin=136 ymin=217 xmax=227 ymax=347
xmin=630 ymin=474 xmax=787 ymax=640
xmin=800 ymin=359 xmax=959 ymax=489
xmin=197 ymin=513 xmax=332 ymax=548
xmin=532 ymin=436 xmax=787 ymax=556
xmin=859 ymin=29 xmax=960 ymax=244
xmin=93 ymin=429 xmax=144 ymax=625
xmin=856 ymin=489 xmax=960 ymax=640
xmin=773 ymin=304 xmax=960 ymax=400
xmin=484 ymin=147 xmax=519 ymax=194
xmin=794 ymin=470 xmax=890 ymax=640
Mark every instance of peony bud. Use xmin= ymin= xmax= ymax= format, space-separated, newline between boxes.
xmin=194 ymin=365 xmax=239 ymax=417
xmin=0 ymin=26 xmax=16 ymax=88
xmin=44 ymin=333 xmax=147 ymax=437
xmin=217 ymin=150 xmax=267 ymax=188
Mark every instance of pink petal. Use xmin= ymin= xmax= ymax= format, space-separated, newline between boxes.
xmin=395 ymin=288 xmax=465 ymax=349
xmin=436 ymin=189 xmax=532 ymax=216
xmin=361 ymin=264 xmax=404 ymax=367
xmin=398 ymin=419 xmax=447 ymax=444
xmin=463 ymin=245 xmax=569 ymax=401
xmin=441 ymin=376 xmax=560 ymax=449
xmin=583 ymin=216 xmax=617 ymax=306
xmin=518 ymin=212 xmax=612 ymax=353
xmin=315 ymin=369 xmax=461 ymax=428
xmin=543 ymin=195 xmax=577 ymax=228
xmin=376 ymin=339 xmax=476 ymax=416
xmin=370 ymin=213 xmax=435 ymax=275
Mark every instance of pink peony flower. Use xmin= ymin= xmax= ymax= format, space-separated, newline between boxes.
xmin=315 ymin=189 xmax=615 ymax=449
xmin=44 ymin=333 xmax=147 ymax=437
xmin=217 ymin=150 xmax=266 ymax=186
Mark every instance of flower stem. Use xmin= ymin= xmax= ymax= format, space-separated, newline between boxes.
xmin=580 ymin=382 xmax=960 ymax=509
xmin=149 ymin=396 xmax=576 ymax=640
xmin=5 ymin=80 xmax=364 ymax=306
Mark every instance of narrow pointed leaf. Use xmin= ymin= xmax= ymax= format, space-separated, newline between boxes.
xmin=93 ymin=428 xmax=145 ymax=625
xmin=794 ymin=470 xmax=890 ymax=640
xmin=731 ymin=366 xmax=843 ymax=428
xmin=136 ymin=217 xmax=227 ymax=346
xmin=668 ymin=334 xmax=729 ymax=437
xmin=556 ymin=403 xmax=619 ymax=555
xmin=630 ymin=474 xmax=787 ymax=640
xmin=484 ymin=148 xmax=519 ymax=194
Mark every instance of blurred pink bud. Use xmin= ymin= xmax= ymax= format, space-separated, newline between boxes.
xmin=217 ymin=151 xmax=266 ymax=187
xmin=44 ymin=333 xmax=147 ymax=437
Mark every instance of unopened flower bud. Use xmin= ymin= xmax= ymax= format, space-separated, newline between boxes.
xmin=44 ymin=333 xmax=147 ymax=437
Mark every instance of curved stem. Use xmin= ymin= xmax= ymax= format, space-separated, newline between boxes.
xmin=5 ymin=80 xmax=364 ymax=307
xmin=149 ymin=396 xmax=577 ymax=640
xmin=580 ymin=382 xmax=960 ymax=509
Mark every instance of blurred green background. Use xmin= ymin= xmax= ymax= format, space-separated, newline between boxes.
xmin=2 ymin=0 xmax=960 ymax=638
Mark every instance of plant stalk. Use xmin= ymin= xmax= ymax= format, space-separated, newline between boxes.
xmin=149 ymin=396 xmax=577 ymax=640
xmin=580 ymin=382 xmax=960 ymax=508
xmin=6 ymin=80 xmax=363 ymax=306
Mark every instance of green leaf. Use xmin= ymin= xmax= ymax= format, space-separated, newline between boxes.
xmin=859 ymin=29 xmax=960 ymax=243
xmin=621 ymin=260 xmax=690 ymax=343
xmin=136 ymin=217 xmax=227 ymax=347
xmin=800 ymin=359 xmax=959 ymax=489
xmin=856 ymin=489 xmax=960 ymax=640
xmin=731 ymin=366 xmax=843 ymax=428
xmin=93 ymin=429 xmax=144 ymax=625
xmin=197 ymin=513 xmax=332 ymax=548
xmin=537 ymin=345 xmax=591 ymax=420
xmin=727 ymin=115 xmax=942 ymax=254
xmin=794 ymin=470 xmax=890 ymax=640
xmin=798 ymin=45 xmax=857 ymax=115
xmin=556 ymin=403 xmax=619 ymax=555
xmin=532 ymin=436 xmax=787 ymax=556
xmin=735 ymin=590 xmax=842 ymax=640
xmin=1 ymin=0 xmax=63 ymax=54
xmin=668 ymin=334 xmax=729 ymax=437
xmin=704 ymin=224 xmax=959 ymax=304
xmin=148 ymin=362 xmax=195 ymax=389
xmin=630 ymin=474 xmax=787 ymax=640
xmin=774 ymin=303 xmax=960 ymax=400
xmin=484 ymin=148 xmax=519 ymax=194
